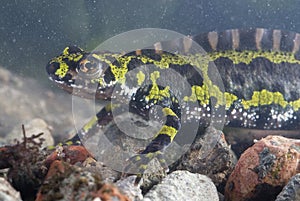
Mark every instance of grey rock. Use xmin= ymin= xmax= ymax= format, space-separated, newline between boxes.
xmin=4 ymin=118 xmax=54 ymax=147
xmin=115 ymin=176 xmax=143 ymax=201
xmin=175 ymin=126 xmax=237 ymax=189
xmin=0 ymin=177 xmax=22 ymax=201
xmin=143 ymin=170 xmax=219 ymax=201
xmin=276 ymin=173 xmax=300 ymax=201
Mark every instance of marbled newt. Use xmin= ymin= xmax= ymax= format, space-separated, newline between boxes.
xmin=46 ymin=28 xmax=300 ymax=182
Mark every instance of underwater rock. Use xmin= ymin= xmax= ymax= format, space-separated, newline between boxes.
xmin=143 ymin=170 xmax=219 ymax=201
xmin=175 ymin=126 xmax=237 ymax=192
xmin=5 ymin=118 xmax=54 ymax=147
xmin=0 ymin=177 xmax=22 ymax=201
xmin=275 ymin=173 xmax=300 ymax=201
xmin=92 ymin=183 xmax=131 ymax=201
xmin=44 ymin=145 xmax=93 ymax=167
xmin=115 ymin=176 xmax=143 ymax=201
xmin=36 ymin=160 xmax=128 ymax=201
xmin=225 ymin=135 xmax=300 ymax=201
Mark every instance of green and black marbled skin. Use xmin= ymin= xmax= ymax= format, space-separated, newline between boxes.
xmin=46 ymin=28 xmax=300 ymax=180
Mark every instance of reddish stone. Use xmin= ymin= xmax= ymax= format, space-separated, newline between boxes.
xmin=45 ymin=160 xmax=66 ymax=179
xmin=35 ymin=160 xmax=65 ymax=201
xmin=36 ymin=160 xmax=92 ymax=201
xmin=93 ymin=183 xmax=130 ymax=201
xmin=64 ymin=145 xmax=92 ymax=164
xmin=225 ymin=135 xmax=300 ymax=201
xmin=44 ymin=145 xmax=92 ymax=167
xmin=36 ymin=160 xmax=128 ymax=201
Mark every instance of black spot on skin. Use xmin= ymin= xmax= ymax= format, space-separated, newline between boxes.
xmin=126 ymin=57 xmax=145 ymax=71
xmin=141 ymin=49 xmax=163 ymax=61
xmin=165 ymin=115 xmax=181 ymax=130
xmin=67 ymin=46 xmax=83 ymax=54
xmin=63 ymin=74 xmax=73 ymax=84
xmin=141 ymin=134 xmax=171 ymax=154
xmin=103 ymin=68 xmax=116 ymax=83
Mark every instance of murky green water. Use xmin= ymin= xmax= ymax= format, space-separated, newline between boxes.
xmin=0 ymin=0 xmax=300 ymax=81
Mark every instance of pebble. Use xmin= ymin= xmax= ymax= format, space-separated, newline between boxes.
xmin=143 ymin=170 xmax=219 ymax=201
xmin=4 ymin=118 xmax=54 ymax=147
xmin=115 ymin=176 xmax=143 ymax=201
xmin=175 ymin=126 xmax=237 ymax=191
xmin=36 ymin=160 xmax=129 ymax=201
xmin=0 ymin=177 xmax=22 ymax=201
xmin=225 ymin=135 xmax=300 ymax=201
xmin=276 ymin=173 xmax=300 ymax=201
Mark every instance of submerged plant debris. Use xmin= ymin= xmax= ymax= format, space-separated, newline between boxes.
xmin=0 ymin=124 xmax=127 ymax=201
xmin=0 ymin=125 xmax=48 ymax=199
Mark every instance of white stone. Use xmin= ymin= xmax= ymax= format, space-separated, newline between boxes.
xmin=143 ymin=170 xmax=219 ymax=201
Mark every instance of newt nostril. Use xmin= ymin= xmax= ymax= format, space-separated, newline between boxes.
xmin=46 ymin=62 xmax=59 ymax=76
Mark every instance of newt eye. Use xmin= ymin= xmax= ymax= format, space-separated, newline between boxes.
xmin=78 ymin=54 xmax=104 ymax=79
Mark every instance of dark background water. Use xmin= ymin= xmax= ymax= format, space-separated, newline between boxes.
xmin=0 ymin=0 xmax=300 ymax=82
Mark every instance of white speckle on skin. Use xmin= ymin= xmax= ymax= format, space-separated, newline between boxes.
xmin=70 ymin=84 xmax=84 ymax=89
